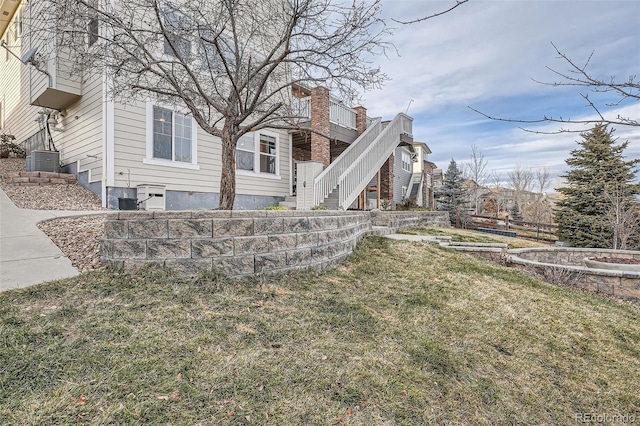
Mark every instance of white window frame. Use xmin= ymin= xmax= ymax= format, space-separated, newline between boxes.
xmin=144 ymin=101 xmax=199 ymax=170
xmin=161 ymin=9 xmax=192 ymax=61
xmin=87 ymin=7 xmax=99 ymax=47
xmin=401 ymin=151 xmax=411 ymax=172
xmin=236 ymin=130 xmax=281 ymax=180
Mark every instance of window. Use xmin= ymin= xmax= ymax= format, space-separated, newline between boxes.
xmin=145 ymin=102 xmax=198 ymax=169
xmin=401 ymin=151 xmax=411 ymax=172
xmin=163 ymin=10 xmax=191 ymax=60
xmin=88 ymin=16 xmax=99 ymax=46
xmin=259 ymin=134 xmax=277 ymax=174
xmin=236 ymin=133 xmax=255 ymax=171
xmin=87 ymin=0 xmax=98 ymax=47
xmin=13 ymin=7 xmax=23 ymax=40
xmin=235 ymin=131 xmax=279 ymax=176
xmin=197 ymin=28 xmax=233 ymax=73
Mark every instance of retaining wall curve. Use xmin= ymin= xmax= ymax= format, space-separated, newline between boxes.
xmin=102 ymin=210 xmax=450 ymax=277
xmin=507 ymin=247 xmax=640 ymax=301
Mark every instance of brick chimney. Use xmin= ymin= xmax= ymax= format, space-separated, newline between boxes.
xmin=354 ymin=105 xmax=367 ymax=135
xmin=310 ymin=86 xmax=331 ymax=167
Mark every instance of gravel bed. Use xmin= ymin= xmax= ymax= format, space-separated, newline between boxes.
xmin=37 ymin=215 xmax=109 ymax=272
xmin=1 ymin=157 xmax=109 ymax=272
xmin=1 ymin=159 xmax=106 ymax=211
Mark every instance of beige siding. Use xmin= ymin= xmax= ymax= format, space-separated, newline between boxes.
xmin=112 ymin=100 xmax=291 ymax=198
xmin=1 ymin=3 xmax=42 ymax=146
xmin=1 ymin=2 xmax=103 ymax=184
xmin=54 ymin=73 xmax=104 ymax=182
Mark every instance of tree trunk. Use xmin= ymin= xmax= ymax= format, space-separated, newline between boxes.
xmin=219 ymin=122 xmax=237 ymax=210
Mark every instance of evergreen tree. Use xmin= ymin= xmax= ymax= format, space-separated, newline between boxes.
xmin=441 ymin=159 xmax=467 ymax=226
xmin=510 ymin=203 xmax=523 ymax=221
xmin=554 ymin=124 xmax=640 ymax=248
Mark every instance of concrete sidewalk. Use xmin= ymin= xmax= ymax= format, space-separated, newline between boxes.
xmin=0 ymin=187 xmax=105 ymax=292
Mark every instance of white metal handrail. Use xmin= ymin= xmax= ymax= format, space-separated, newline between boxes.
xmin=291 ymin=96 xmax=310 ymax=120
xmin=329 ymin=98 xmax=357 ymax=130
xmin=338 ymin=113 xmax=413 ymax=209
xmin=291 ymin=95 xmax=357 ymax=130
xmin=313 ymin=118 xmax=382 ymax=206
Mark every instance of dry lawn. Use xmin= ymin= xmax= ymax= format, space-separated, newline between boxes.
xmin=1 ymin=237 xmax=638 ymax=425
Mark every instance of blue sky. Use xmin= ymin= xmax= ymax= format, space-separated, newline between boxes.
xmin=362 ymin=0 xmax=640 ymax=188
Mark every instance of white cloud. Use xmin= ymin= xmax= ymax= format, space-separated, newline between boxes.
xmin=362 ymin=0 xmax=640 ymax=184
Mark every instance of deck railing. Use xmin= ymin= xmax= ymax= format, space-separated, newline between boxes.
xmin=291 ymin=95 xmax=357 ymax=130
xmin=337 ymin=113 xmax=413 ymax=209
xmin=312 ymin=113 xmax=413 ymax=209
xmin=329 ymin=98 xmax=357 ymax=130
xmin=291 ymin=96 xmax=310 ymax=121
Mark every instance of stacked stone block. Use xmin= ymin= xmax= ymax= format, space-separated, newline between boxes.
xmin=103 ymin=210 xmax=373 ymax=277
xmin=2 ymin=171 xmax=77 ymax=186
xmin=507 ymin=247 xmax=640 ymax=301
xmin=370 ymin=210 xmax=451 ymax=231
xmin=102 ymin=210 xmax=451 ymax=277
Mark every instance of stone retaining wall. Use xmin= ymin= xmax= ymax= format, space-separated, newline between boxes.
xmin=370 ymin=210 xmax=451 ymax=230
xmin=1 ymin=171 xmax=77 ymax=186
xmin=511 ymin=247 xmax=640 ymax=266
xmin=102 ymin=210 xmax=450 ymax=277
xmin=507 ymin=248 xmax=640 ymax=301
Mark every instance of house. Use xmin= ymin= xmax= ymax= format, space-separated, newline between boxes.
xmin=0 ymin=1 xmax=418 ymax=211
xmin=478 ymin=187 xmax=542 ymax=218
xmin=385 ymin=141 xmax=435 ymax=209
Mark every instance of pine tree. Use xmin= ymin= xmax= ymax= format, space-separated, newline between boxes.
xmin=441 ymin=159 xmax=467 ymax=226
xmin=510 ymin=203 xmax=523 ymax=221
xmin=554 ymin=124 xmax=640 ymax=248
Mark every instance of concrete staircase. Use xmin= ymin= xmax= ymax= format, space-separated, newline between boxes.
xmin=319 ymin=190 xmax=339 ymax=209
xmin=279 ymin=195 xmax=297 ymax=210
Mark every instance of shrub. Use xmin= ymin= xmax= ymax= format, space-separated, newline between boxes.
xmin=265 ymin=202 xmax=286 ymax=210
xmin=0 ymin=134 xmax=25 ymax=158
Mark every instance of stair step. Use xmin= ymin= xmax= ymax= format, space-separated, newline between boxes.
xmin=278 ymin=201 xmax=297 ymax=210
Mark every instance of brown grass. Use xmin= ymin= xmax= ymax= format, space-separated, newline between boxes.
xmin=1 ymin=237 xmax=638 ymax=425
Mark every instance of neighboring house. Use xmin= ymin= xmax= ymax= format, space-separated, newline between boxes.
xmin=0 ymin=1 xmax=416 ymax=211
xmin=432 ymin=168 xmax=445 ymax=209
xmin=478 ymin=187 xmax=541 ymax=217
xmin=389 ymin=141 xmax=435 ymax=209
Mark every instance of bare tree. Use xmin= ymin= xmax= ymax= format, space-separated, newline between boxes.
xmin=525 ymin=167 xmax=552 ymax=239
xmin=534 ymin=167 xmax=551 ymax=195
xmin=507 ymin=164 xmax=533 ymax=215
xmin=470 ymin=42 xmax=639 ymax=134
xmin=604 ymin=182 xmax=639 ymax=250
xmin=37 ymin=0 xmax=391 ymax=209
xmin=484 ymin=169 xmax=504 ymax=217
xmin=462 ymin=144 xmax=489 ymax=214
xmin=392 ymin=0 xmax=470 ymax=25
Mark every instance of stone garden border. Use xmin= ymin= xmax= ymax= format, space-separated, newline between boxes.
xmin=507 ymin=248 xmax=640 ymax=301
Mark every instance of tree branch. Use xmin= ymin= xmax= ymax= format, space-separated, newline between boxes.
xmin=392 ymin=0 xmax=469 ymax=25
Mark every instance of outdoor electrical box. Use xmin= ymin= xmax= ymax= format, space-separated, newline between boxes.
xmin=137 ymin=184 xmax=166 ymax=211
